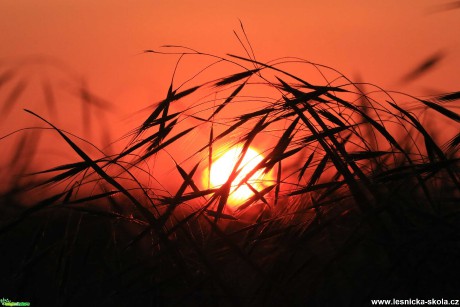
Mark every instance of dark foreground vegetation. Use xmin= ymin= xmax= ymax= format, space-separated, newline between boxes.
xmin=1 ymin=37 xmax=459 ymax=306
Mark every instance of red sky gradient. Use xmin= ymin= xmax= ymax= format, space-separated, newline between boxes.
xmin=1 ymin=0 xmax=459 ymax=184
xmin=2 ymin=0 xmax=459 ymax=101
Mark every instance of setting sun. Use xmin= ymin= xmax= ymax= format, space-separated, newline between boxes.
xmin=205 ymin=145 xmax=270 ymax=208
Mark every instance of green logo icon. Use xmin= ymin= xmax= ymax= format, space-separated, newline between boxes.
xmin=0 ymin=298 xmax=31 ymax=307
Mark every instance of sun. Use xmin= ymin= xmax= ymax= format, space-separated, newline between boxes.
xmin=204 ymin=145 xmax=271 ymax=209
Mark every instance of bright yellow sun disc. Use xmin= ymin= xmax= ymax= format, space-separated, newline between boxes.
xmin=207 ymin=145 xmax=269 ymax=208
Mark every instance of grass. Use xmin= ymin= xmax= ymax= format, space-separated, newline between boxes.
xmin=1 ymin=31 xmax=459 ymax=306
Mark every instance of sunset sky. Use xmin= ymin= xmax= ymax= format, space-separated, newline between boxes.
xmin=1 ymin=0 xmax=459 ymax=159
xmin=2 ymin=0 xmax=459 ymax=96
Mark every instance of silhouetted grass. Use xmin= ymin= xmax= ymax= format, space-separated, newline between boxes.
xmin=1 ymin=32 xmax=459 ymax=306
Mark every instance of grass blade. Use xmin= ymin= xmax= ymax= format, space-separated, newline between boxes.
xmin=419 ymin=99 xmax=460 ymax=122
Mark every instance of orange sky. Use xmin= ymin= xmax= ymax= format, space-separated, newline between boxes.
xmin=1 ymin=0 xmax=459 ymax=177
xmin=2 ymin=0 xmax=459 ymax=101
